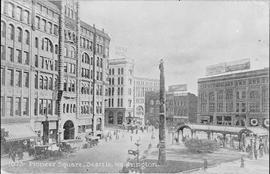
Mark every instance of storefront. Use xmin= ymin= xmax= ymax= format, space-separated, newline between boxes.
xmin=1 ymin=123 xmax=38 ymax=155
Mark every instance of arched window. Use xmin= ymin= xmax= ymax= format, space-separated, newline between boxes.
xmin=35 ymin=37 xmax=38 ymax=48
xmin=73 ymin=104 xmax=76 ymax=113
xmin=55 ymin=44 xmax=58 ymax=54
xmin=8 ymin=24 xmax=14 ymax=40
xmin=70 ymin=46 xmax=75 ymax=58
xmin=25 ymin=30 xmax=30 ymax=45
xmin=97 ymin=57 xmax=99 ymax=66
xmin=63 ymin=104 xmax=65 ymax=113
xmin=64 ymin=46 xmax=68 ymax=57
xmin=17 ymin=27 xmax=22 ymax=42
xmin=5 ymin=3 xmax=14 ymax=17
xmin=49 ymin=77 xmax=53 ymax=90
xmin=39 ymin=76 xmax=43 ymax=89
xmin=1 ymin=21 xmax=6 ymax=37
xmin=44 ymin=76 xmax=48 ymax=89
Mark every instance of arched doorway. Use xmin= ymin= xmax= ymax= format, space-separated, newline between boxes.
xmin=63 ymin=120 xmax=74 ymax=140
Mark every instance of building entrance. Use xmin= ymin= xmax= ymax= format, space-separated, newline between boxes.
xmin=63 ymin=120 xmax=75 ymax=140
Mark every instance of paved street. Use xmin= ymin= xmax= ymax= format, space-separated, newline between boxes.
xmin=1 ymin=128 xmax=158 ymax=173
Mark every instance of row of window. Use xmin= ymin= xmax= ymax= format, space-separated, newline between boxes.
xmin=108 ymin=77 xmax=124 ymax=85
xmin=1 ymin=68 xmax=29 ymax=88
xmin=200 ymin=101 xmax=268 ymax=113
xmin=64 ymin=63 xmax=76 ymax=74
xmin=35 ymin=16 xmax=58 ymax=35
xmin=63 ymin=103 xmax=76 ymax=114
xmin=109 ymin=68 xmax=124 ymax=75
xmin=37 ymin=56 xmax=58 ymax=72
xmin=37 ymin=99 xmax=54 ymax=116
xmin=35 ymin=74 xmax=56 ymax=91
xmin=1 ymin=96 xmax=29 ymax=117
xmin=4 ymin=2 xmax=30 ymax=24
xmin=199 ymin=77 xmax=269 ymax=89
xmin=36 ymin=3 xmax=59 ymax=21
xmin=63 ymin=80 xmax=76 ymax=93
xmin=1 ymin=46 xmax=30 ymax=65
xmin=1 ymin=21 xmax=30 ymax=44
xmin=108 ymin=87 xmax=123 ymax=96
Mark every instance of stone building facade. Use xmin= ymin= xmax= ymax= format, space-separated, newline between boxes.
xmin=1 ymin=0 xmax=110 ymax=144
xmin=104 ymin=58 xmax=134 ymax=126
xmin=134 ymin=77 xmax=159 ymax=126
xmin=197 ymin=68 xmax=269 ymax=127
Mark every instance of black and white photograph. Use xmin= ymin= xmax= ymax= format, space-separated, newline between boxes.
xmin=0 ymin=0 xmax=269 ymax=173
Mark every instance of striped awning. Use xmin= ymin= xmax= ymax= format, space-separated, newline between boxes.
xmin=2 ymin=123 xmax=38 ymax=142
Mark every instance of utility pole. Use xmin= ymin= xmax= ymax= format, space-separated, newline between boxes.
xmin=158 ymin=59 xmax=166 ymax=165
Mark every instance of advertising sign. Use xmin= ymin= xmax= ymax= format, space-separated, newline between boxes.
xmin=168 ymin=84 xmax=187 ymax=92
xmin=206 ymin=59 xmax=250 ymax=76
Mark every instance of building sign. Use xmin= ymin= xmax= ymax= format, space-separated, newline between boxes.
xmin=206 ymin=59 xmax=250 ymax=76
xmin=168 ymin=84 xmax=187 ymax=92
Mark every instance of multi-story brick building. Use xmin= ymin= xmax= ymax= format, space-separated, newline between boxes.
xmin=144 ymin=85 xmax=197 ymax=128
xmin=166 ymin=85 xmax=197 ymax=126
xmin=197 ymin=68 xmax=269 ymax=127
xmin=134 ymin=77 xmax=159 ymax=126
xmin=1 ymin=0 xmax=110 ymax=145
xmin=104 ymin=58 xmax=134 ymax=126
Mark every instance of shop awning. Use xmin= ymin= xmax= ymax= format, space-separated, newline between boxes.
xmin=2 ymin=123 xmax=38 ymax=142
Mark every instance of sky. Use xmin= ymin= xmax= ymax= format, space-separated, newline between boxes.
xmin=79 ymin=0 xmax=269 ymax=94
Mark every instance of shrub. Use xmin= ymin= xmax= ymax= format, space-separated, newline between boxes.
xmin=184 ymin=138 xmax=219 ymax=153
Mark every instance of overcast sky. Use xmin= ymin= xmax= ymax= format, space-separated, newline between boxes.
xmin=80 ymin=0 xmax=269 ymax=94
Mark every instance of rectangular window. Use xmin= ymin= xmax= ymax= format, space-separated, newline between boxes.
xmin=48 ymin=100 xmax=52 ymax=115
xmin=22 ymin=97 xmax=29 ymax=116
xmin=34 ymin=98 xmax=38 ymax=116
xmin=1 ymin=45 xmax=5 ymax=60
xmin=39 ymin=99 xmax=43 ymax=115
xmin=23 ymin=72 xmax=29 ymax=88
xmin=6 ymin=97 xmax=13 ymax=116
xmin=241 ymin=103 xmax=246 ymax=112
xmin=1 ymin=96 xmax=4 ymax=117
xmin=23 ymin=51 xmax=29 ymax=65
xmin=15 ymin=97 xmax=21 ymax=116
xmin=8 ymin=47 xmax=14 ymax=62
xmin=16 ymin=7 xmax=22 ymax=21
xmin=7 ymin=69 xmax=14 ymax=86
xmin=1 ymin=67 xmax=5 ymax=86
xmin=35 ymin=55 xmax=38 ymax=67
xmin=15 ymin=70 xmax=22 ymax=87
xmin=16 ymin=49 xmax=22 ymax=63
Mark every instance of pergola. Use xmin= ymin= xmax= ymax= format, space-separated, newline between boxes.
xmin=174 ymin=123 xmax=269 ymax=148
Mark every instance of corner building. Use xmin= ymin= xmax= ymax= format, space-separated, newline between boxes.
xmin=1 ymin=0 xmax=110 ymax=144
xmin=105 ymin=58 xmax=134 ymax=127
xmin=197 ymin=68 xmax=269 ymax=127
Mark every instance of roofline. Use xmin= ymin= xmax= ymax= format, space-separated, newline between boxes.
xmin=134 ymin=77 xmax=159 ymax=82
xmin=80 ymin=20 xmax=111 ymax=40
xmin=198 ymin=67 xmax=269 ymax=83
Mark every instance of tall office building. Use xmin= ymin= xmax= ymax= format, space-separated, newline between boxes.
xmin=104 ymin=58 xmax=134 ymax=126
xmin=1 ymin=0 xmax=110 ymax=145
xmin=198 ymin=67 xmax=269 ymax=127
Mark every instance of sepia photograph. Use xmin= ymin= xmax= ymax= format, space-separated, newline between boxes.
xmin=0 ymin=0 xmax=269 ymax=173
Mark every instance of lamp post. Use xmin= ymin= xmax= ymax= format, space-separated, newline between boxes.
xmin=158 ymin=59 xmax=166 ymax=165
